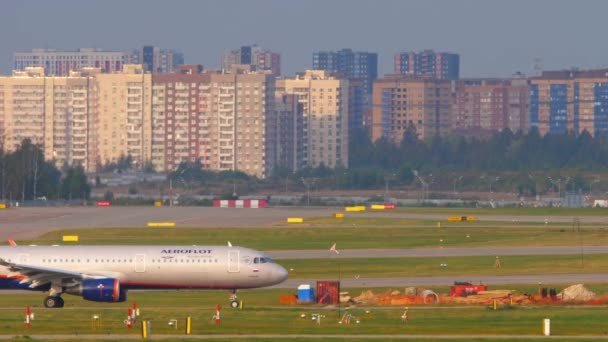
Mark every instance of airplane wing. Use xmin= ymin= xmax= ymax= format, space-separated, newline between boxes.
xmin=0 ymin=258 xmax=109 ymax=289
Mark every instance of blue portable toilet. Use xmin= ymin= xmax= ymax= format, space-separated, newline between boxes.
xmin=297 ymin=284 xmax=314 ymax=303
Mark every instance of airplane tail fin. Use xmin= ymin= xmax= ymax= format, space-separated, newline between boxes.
xmin=8 ymin=239 xmax=17 ymax=247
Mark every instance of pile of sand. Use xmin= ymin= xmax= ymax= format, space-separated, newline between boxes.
xmin=558 ymin=284 xmax=596 ymax=302
xmin=353 ymin=290 xmax=378 ymax=305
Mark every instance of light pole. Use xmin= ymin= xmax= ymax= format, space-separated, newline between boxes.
xmin=548 ymin=177 xmax=569 ymax=199
xmin=528 ymin=173 xmax=538 ymax=199
xmin=490 ymin=176 xmax=500 ymax=194
xmin=453 ymin=176 xmax=463 ymax=195
xmin=384 ymin=173 xmax=396 ymax=202
xmin=590 ymin=178 xmax=600 ymax=196
xmin=301 ymin=177 xmax=311 ymax=206
xmin=413 ymin=170 xmax=428 ymax=200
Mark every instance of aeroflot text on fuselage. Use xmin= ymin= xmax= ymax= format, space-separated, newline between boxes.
xmin=161 ymin=249 xmax=213 ymax=254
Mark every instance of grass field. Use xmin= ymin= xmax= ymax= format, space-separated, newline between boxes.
xmin=3 ymin=211 xmax=608 ymax=340
xmin=18 ymin=221 xmax=608 ymax=250
xmin=1 ymin=290 xmax=608 ymax=339
xmin=280 ymin=254 xmax=607 ymax=278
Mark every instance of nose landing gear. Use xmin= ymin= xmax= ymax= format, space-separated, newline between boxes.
xmin=229 ymin=290 xmax=242 ymax=309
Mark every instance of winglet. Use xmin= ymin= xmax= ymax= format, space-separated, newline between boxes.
xmin=227 ymin=241 xmax=232 ymax=247
xmin=8 ymin=239 xmax=16 ymax=247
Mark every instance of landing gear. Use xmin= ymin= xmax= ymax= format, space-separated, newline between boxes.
xmin=44 ymin=296 xmax=64 ymax=308
xmin=229 ymin=290 xmax=242 ymax=309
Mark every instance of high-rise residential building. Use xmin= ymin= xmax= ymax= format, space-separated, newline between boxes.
xmin=0 ymin=67 xmax=99 ymax=170
xmin=452 ymin=74 xmax=530 ymax=136
xmin=276 ymin=70 xmax=349 ymax=170
xmin=151 ymin=65 xmax=208 ymax=171
xmin=312 ymin=49 xmax=377 ymax=128
xmin=222 ymin=45 xmax=281 ymax=75
xmin=152 ymin=64 xmax=276 ymax=178
xmin=394 ymin=50 xmax=460 ymax=80
xmin=371 ymin=75 xmax=452 ymax=144
xmin=129 ymin=46 xmax=185 ymax=73
xmin=95 ymin=65 xmax=152 ymax=169
xmin=275 ymin=94 xmax=304 ymax=172
xmin=13 ymin=48 xmax=128 ymax=76
xmin=530 ymin=69 xmax=608 ymax=136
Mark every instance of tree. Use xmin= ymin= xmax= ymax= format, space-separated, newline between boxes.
xmin=60 ymin=165 xmax=91 ymax=200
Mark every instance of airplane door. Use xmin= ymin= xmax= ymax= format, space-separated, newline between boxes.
xmin=18 ymin=254 xmax=29 ymax=264
xmin=228 ymin=250 xmax=239 ymax=273
xmin=135 ymin=254 xmax=146 ymax=273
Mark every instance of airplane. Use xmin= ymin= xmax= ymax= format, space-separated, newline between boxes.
xmin=0 ymin=244 xmax=288 ymax=308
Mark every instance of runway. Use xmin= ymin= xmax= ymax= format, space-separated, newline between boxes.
xmin=1 ymin=206 xmax=606 ymax=240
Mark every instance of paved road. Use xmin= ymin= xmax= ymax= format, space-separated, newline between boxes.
xmin=267 ymin=246 xmax=608 ymax=259
xmin=1 ymin=206 xmax=607 ymax=240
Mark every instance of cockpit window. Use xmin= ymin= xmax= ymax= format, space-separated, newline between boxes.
xmin=254 ymin=257 xmax=260 ymax=264
xmin=260 ymin=257 xmax=272 ymax=263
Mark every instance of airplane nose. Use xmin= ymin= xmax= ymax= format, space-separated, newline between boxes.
xmin=273 ymin=265 xmax=288 ymax=284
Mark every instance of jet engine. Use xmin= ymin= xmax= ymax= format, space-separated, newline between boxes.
xmin=65 ymin=278 xmax=127 ymax=302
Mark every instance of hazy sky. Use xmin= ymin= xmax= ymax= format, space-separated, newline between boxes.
xmin=2 ymin=0 xmax=608 ymax=77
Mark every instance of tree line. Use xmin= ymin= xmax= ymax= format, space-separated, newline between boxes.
xmin=0 ymin=139 xmax=90 ymax=202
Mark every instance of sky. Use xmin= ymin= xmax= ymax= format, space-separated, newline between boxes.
xmin=1 ymin=0 xmax=608 ymax=78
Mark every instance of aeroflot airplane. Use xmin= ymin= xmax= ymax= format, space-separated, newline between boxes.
xmin=0 ymin=244 xmax=288 ymax=308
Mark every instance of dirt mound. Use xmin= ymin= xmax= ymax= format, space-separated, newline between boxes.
xmin=354 ymin=290 xmax=378 ymax=305
xmin=558 ymin=284 xmax=596 ymax=302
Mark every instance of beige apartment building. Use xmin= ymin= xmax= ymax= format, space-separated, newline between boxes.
xmin=95 ymin=64 xmax=152 ymax=169
xmin=276 ymin=70 xmax=349 ymax=169
xmin=0 ymin=67 xmax=98 ymax=170
xmin=151 ymin=65 xmax=276 ymax=178
xmin=203 ymin=66 xmax=276 ymax=178
xmin=0 ymin=64 xmax=276 ymax=178
xmin=371 ymin=75 xmax=452 ymax=144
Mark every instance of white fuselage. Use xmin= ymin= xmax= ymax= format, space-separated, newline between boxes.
xmin=0 ymin=245 xmax=288 ymax=290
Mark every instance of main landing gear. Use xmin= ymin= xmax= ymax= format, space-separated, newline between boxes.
xmin=44 ymin=296 xmax=64 ymax=308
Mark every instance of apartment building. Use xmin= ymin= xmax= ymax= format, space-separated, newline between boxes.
xmin=371 ymin=75 xmax=452 ymax=144
xmin=95 ymin=65 xmax=152 ymax=169
xmin=0 ymin=67 xmax=99 ymax=170
xmin=530 ymin=69 xmax=608 ymax=136
xmin=394 ymin=50 xmax=460 ymax=80
xmin=313 ymin=49 xmax=377 ymax=130
xmin=203 ymin=67 xmax=276 ymax=178
xmin=275 ymin=93 xmax=304 ymax=172
xmin=452 ymin=74 xmax=530 ymax=136
xmin=130 ymin=46 xmax=185 ymax=73
xmin=14 ymin=48 xmax=128 ymax=76
xmin=222 ymin=45 xmax=281 ymax=75
xmin=276 ymin=70 xmax=349 ymax=169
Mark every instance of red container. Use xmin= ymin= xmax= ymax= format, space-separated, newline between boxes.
xmin=316 ymin=281 xmax=340 ymax=304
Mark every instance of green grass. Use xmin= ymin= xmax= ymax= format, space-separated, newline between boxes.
xmin=279 ymin=254 xmax=608 ymax=278
xmin=388 ymin=207 xmax=608 ymax=217
xmin=1 ymin=290 xmax=608 ymax=338
xmin=17 ymin=223 xmax=608 ymax=250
